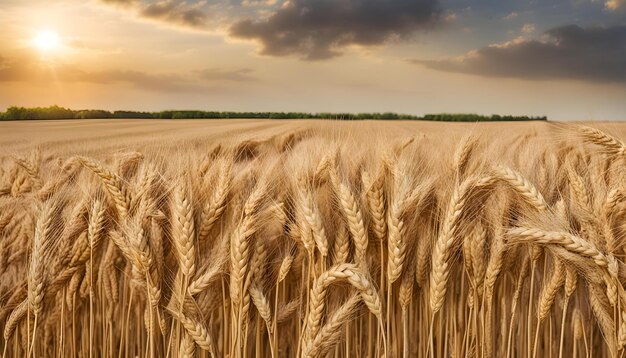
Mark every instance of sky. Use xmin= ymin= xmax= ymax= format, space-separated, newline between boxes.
xmin=0 ymin=0 xmax=625 ymax=120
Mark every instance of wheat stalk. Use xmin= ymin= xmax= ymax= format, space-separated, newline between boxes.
xmin=3 ymin=123 xmax=626 ymax=358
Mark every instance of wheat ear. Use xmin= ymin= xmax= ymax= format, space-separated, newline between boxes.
xmin=278 ymin=254 xmax=295 ymax=283
xmin=429 ymin=177 xmax=476 ymax=314
xmin=250 ymin=282 xmax=276 ymax=357
xmin=303 ymin=294 xmax=361 ymax=358
xmin=170 ymin=309 xmax=217 ymax=356
xmin=386 ymin=160 xmax=416 ymax=285
xmin=230 ymin=179 xmax=266 ymax=307
xmin=299 ymin=182 xmax=329 ymax=257
xmin=362 ymin=169 xmax=387 ymax=242
xmin=29 ymin=201 xmax=54 ymax=317
xmin=494 ymin=165 xmax=547 ymax=211
xmin=305 ymin=263 xmax=383 ymax=342
xmin=3 ymin=299 xmax=28 ymax=340
xmin=506 ymin=227 xmax=610 ymax=268
xmin=453 ymin=134 xmax=477 ymax=179
xmin=336 ymin=180 xmax=368 ymax=267
xmin=74 ymin=156 xmax=130 ymax=217
xmin=198 ymin=160 xmax=232 ymax=240
xmin=172 ymin=183 xmax=196 ymax=278
xmin=579 ymin=126 xmax=626 ymax=156
xmin=276 ymin=299 xmax=301 ymax=323
xmin=11 ymin=155 xmax=42 ymax=189
xmin=87 ymin=199 xmax=107 ymax=253
xmin=330 ymin=224 xmax=349 ymax=266
xmin=538 ymin=257 xmax=566 ymax=321
xmin=188 ymin=231 xmax=229 ymax=295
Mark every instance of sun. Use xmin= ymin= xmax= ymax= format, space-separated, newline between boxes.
xmin=34 ymin=30 xmax=61 ymax=52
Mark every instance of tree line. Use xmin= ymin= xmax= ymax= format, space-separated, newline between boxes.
xmin=421 ymin=113 xmax=548 ymax=122
xmin=0 ymin=105 xmax=548 ymax=122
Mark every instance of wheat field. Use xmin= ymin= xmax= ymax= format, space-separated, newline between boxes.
xmin=2 ymin=119 xmax=626 ymax=357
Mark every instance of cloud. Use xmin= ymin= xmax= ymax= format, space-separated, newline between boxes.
xmin=196 ymin=68 xmax=257 ymax=82
xmin=0 ymin=61 xmax=196 ymax=91
xmin=412 ymin=25 xmax=626 ymax=83
xmin=241 ymin=0 xmax=278 ymax=6
xmin=504 ymin=12 xmax=518 ymax=20
xmin=444 ymin=12 xmax=458 ymax=22
xmin=100 ymin=0 xmax=137 ymax=4
xmin=0 ymin=55 xmax=255 ymax=91
xmin=605 ymin=0 xmax=626 ymax=10
xmin=140 ymin=1 xmax=208 ymax=28
xmin=521 ymin=23 xmax=535 ymax=34
xmin=82 ymin=70 xmax=201 ymax=91
xmin=229 ymin=0 xmax=442 ymax=60
xmin=99 ymin=0 xmax=209 ymax=29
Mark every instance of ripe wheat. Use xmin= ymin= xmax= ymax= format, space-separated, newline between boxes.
xmin=1 ymin=121 xmax=626 ymax=357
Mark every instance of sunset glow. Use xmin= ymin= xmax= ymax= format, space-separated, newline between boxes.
xmin=0 ymin=1 xmax=624 ymax=119
xmin=33 ymin=30 xmax=61 ymax=52
xmin=2 ymin=3 xmax=626 ymax=356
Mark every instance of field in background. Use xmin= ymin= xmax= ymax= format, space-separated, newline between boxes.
xmin=0 ymin=118 xmax=592 ymax=154
xmin=2 ymin=119 xmax=626 ymax=357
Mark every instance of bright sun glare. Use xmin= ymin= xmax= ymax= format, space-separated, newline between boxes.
xmin=34 ymin=30 xmax=61 ymax=52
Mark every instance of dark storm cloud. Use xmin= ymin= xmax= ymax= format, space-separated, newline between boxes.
xmin=413 ymin=25 xmax=626 ymax=83
xmin=229 ymin=0 xmax=442 ymax=60
xmin=140 ymin=1 xmax=208 ymax=28
xmin=99 ymin=0 xmax=209 ymax=29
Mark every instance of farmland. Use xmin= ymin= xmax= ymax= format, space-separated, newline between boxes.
xmin=1 ymin=119 xmax=626 ymax=357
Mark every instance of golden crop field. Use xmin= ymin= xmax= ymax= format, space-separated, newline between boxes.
xmin=2 ymin=119 xmax=626 ymax=357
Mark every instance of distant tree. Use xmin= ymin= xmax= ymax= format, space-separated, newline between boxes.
xmin=112 ymin=111 xmax=154 ymax=119
xmin=75 ymin=110 xmax=113 ymax=119
xmin=0 ymin=106 xmax=547 ymax=122
xmin=1 ymin=105 xmax=75 ymax=120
